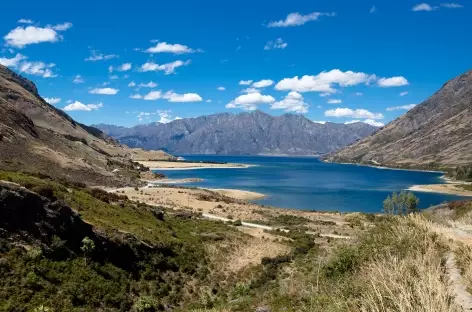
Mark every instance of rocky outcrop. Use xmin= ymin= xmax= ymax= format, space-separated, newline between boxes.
xmin=0 ymin=181 xmax=154 ymax=271
xmin=326 ymin=69 xmax=472 ymax=167
xmin=95 ymin=111 xmax=378 ymax=155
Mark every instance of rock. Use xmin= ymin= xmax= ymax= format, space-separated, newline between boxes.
xmin=255 ymin=306 xmax=271 ymax=312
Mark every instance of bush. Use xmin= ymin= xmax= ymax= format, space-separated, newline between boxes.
xmin=31 ymin=185 xmax=56 ymax=200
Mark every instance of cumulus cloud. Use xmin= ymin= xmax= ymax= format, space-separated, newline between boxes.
xmin=217 ymin=86 xmax=226 ymax=91
xmin=128 ymin=81 xmax=136 ymax=87
xmin=163 ymin=91 xmax=203 ymax=102
xmin=145 ymin=42 xmax=200 ymax=54
xmin=252 ymin=79 xmax=274 ymax=88
xmin=325 ymin=108 xmax=384 ymax=119
xmin=84 ymin=50 xmax=119 ymax=61
xmin=239 ymin=80 xmax=253 ymax=85
xmin=140 ymin=60 xmax=190 ymax=74
xmin=267 ymin=12 xmax=335 ymax=27
xmin=63 ymin=101 xmax=103 ymax=111
xmin=109 ymin=63 xmax=132 ymax=72
xmin=130 ymin=94 xmax=143 ymax=99
xmin=327 ymin=99 xmax=342 ymax=104
xmin=0 ymin=53 xmax=26 ymax=67
xmin=18 ymin=19 xmax=34 ymax=24
xmin=89 ymin=87 xmax=119 ymax=95
xmin=0 ymin=53 xmax=56 ymax=78
xmin=271 ymin=91 xmax=308 ymax=113
xmin=73 ymin=75 xmax=84 ymax=84
xmin=44 ymin=97 xmax=61 ymax=105
xmin=143 ymin=91 xmax=162 ymax=100
xmin=138 ymin=81 xmax=157 ymax=88
xmin=377 ymin=76 xmax=409 ymax=87
xmin=275 ymin=69 xmax=375 ymax=93
xmin=264 ymin=38 xmax=288 ymax=50
xmin=157 ymin=110 xmax=182 ymax=123
xmin=412 ymin=3 xmax=437 ymax=11
xmin=226 ymin=92 xmax=275 ymax=111
xmin=319 ymin=92 xmax=331 ymax=97
xmin=386 ymin=104 xmax=417 ymax=111
xmin=241 ymin=87 xmax=260 ymax=94
xmin=440 ymin=3 xmax=464 ymax=8
xmin=4 ymin=23 xmax=72 ymax=48
xmin=345 ymin=119 xmax=384 ymax=127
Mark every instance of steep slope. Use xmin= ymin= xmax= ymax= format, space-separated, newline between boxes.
xmin=325 ymin=69 xmax=472 ymax=168
xmin=95 ymin=111 xmax=378 ymax=155
xmin=0 ymin=65 xmax=170 ymax=186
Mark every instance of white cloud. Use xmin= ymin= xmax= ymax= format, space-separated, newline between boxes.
xmin=163 ymin=91 xmax=203 ymax=102
xmin=275 ymin=69 xmax=375 ymax=93
xmin=355 ymin=92 xmax=364 ymax=96
xmin=325 ymin=108 xmax=384 ymax=119
xmin=145 ymin=42 xmax=199 ymax=54
xmin=130 ymin=94 xmax=143 ymax=99
xmin=377 ymin=76 xmax=409 ymax=87
xmin=400 ymin=91 xmax=409 ymax=96
xmin=73 ymin=75 xmax=84 ymax=84
xmin=440 ymin=3 xmax=464 ymax=8
xmin=327 ymin=99 xmax=342 ymax=104
xmin=345 ymin=119 xmax=384 ymax=127
xmin=239 ymin=80 xmax=253 ymax=85
xmin=313 ymin=120 xmax=326 ymax=124
xmin=4 ymin=23 xmax=72 ymax=48
xmin=271 ymin=91 xmax=309 ymax=113
xmin=140 ymin=60 xmax=190 ymax=74
xmin=63 ymin=101 xmax=103 ymax=111
xmin=206 ymin=99 xmax=212 ymax=103
xmin=319 ymin=92 xmax=331 ymax=97
xmin=18 ymin=19 xmax=34 ymax=24
xmin=370 ymin=6 xmax=377 ymax=13
xmin=157 ymin=110 xmax=182 ymax=123
xmin=267 ymin=12 xmax=335 ymax=27
xmin=109 ymin=75 xmax=119 ymax=80
xmin=252 ymin=79 xmax=274 ymax=88
xmin=44 ymin=97 xmax=61 ymax=105
xmin=109 ymin=63 xmax=132 ymax=72
xmin=264 ymin=38 xmax=288 ymax=50
xmin=217 ymin=86 xmax=226 ymax=91
xmin=51 ymin=22 xmax=73 ymax=31
xmin=241 ymin=87 xmax=260 ymax=94
xmin=138 ymin=81 xmax=157 ymax=88
xmin=363 ymin=119 xmax=385 ymax=127
xmin=0 ymin=53 xmax=26 ymax=67
xmin=84 ymin=50 xmax=119 ymax=61
xmin=226 ymin=92 xmax=275 ymax=111
xmin=89 ymin=87 xmax=119 ymax=95
xmin=19 ymin=61 xmax=56 ymax=78
xmin=0 ymin=53 xmax=56 ymax=78
xmin=386 ymin=104 xmax=417 ymax=111
xmin=128 ymin=81 xmax=136 ymax=87
xmin=412 ymin=3 xmax=437 ymax=11
xmin=143 ymin=91 xmax=162 ymax=100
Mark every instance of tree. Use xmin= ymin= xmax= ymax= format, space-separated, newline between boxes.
xmin=383 ymin=191 xmax=420 ymax=215
xmin=383 ymin=195 xmax=395 ymax=214
xmin=81 ymin=236 xmax=95 ymax=265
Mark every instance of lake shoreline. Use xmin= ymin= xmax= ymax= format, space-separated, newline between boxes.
xmin=137 ymin=160 xmax=254 ymax=170
xmin=407 ymin=184 xmax=472 ymax=197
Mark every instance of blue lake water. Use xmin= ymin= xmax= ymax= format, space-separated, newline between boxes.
xmin=153 ymin=155 xmax=465 ymax=213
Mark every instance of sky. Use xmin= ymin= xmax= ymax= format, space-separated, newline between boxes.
xmin=0 ymin=0 xmax=470 ymax=127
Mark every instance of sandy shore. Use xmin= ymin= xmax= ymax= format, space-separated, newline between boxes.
xmin=408 ymin=184 xmax=472 ymax=197
xmin=145 ymin=178 xmax=204 ymax=184
xmin=137 ymin=160 xmax=253 ymax=170
xmin=209 ymin=188 xmax=265 ymax=200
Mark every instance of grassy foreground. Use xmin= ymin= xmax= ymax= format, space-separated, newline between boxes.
xmin=1 ymin=171 xmax=471 ymax=311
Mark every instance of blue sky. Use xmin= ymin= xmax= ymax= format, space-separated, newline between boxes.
xmin=0 ymin=0 xmax=470 ymax=127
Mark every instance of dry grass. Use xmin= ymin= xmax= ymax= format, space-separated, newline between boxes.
xmin=357 ymin=215 xmax=460 ymax=312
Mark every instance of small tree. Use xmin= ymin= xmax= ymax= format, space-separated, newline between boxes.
xmin=405 ymin=192 xmax=420 ymax=214
xmin=80 ymin=236 xmax=95 ymax=265
xmin=383 ymin=195 xmax=395 ymax=214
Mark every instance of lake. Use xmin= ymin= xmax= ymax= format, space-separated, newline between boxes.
xmin=153 ymin=155 xmax=465 ymax=213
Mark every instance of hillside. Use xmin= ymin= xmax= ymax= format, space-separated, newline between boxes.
xmin=95 ymin=111 xmax=378 ymax=155
xmin=326 ymin=69 xmax=472 ymax=168
xmin=0 ymin=65 xmax=171 ymax=186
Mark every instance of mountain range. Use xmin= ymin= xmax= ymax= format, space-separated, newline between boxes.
xmin=95 ymin=112 xmax=378 ymax=156
xmin=326 ymin=69 xmax=472 ymax=168
xmin=0 ymin=64 xmax=170 ymax=186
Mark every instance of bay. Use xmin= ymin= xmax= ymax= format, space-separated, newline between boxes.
xmin=153 ymin=155 xmax=465 ymax=213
